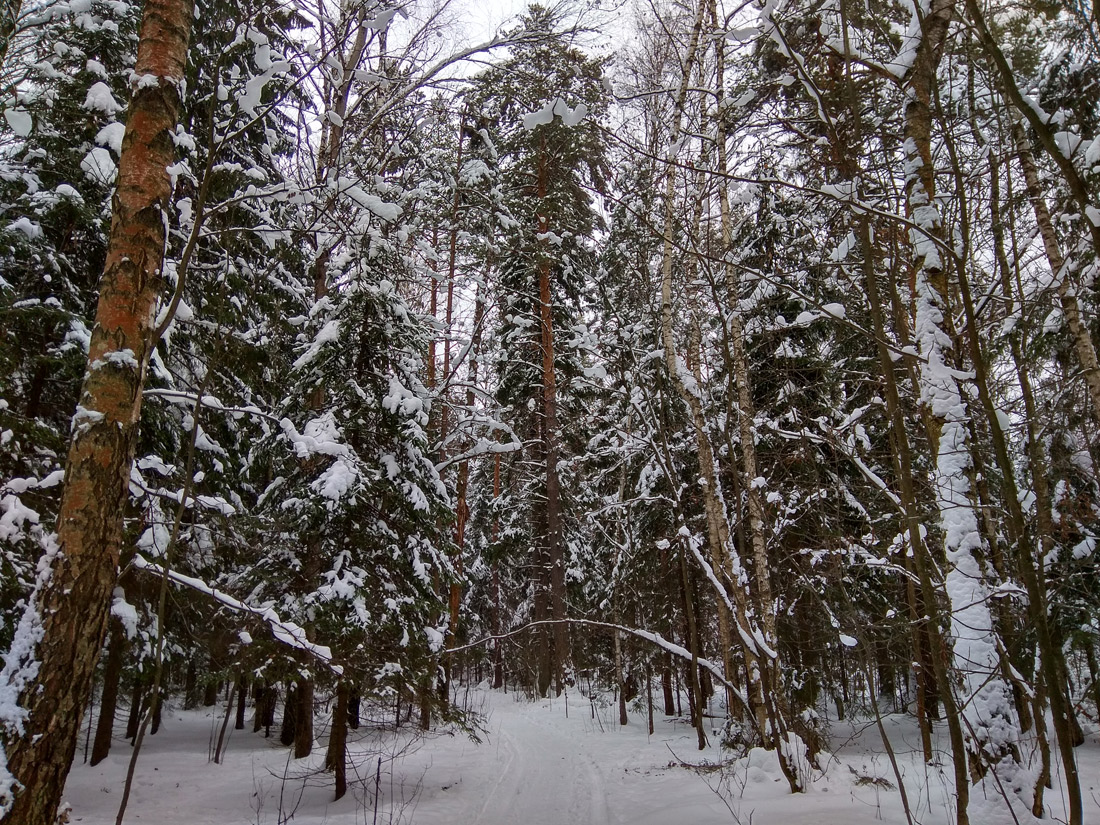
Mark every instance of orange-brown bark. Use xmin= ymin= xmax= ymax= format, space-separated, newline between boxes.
xmin=1 ymin=0 xmax=193 ymax=820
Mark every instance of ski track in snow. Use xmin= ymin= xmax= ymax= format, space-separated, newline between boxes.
xmin=61 ymin=688 xmax=1098 ymax=825
xmin=462 ymin=711 xmax=608 ymax=825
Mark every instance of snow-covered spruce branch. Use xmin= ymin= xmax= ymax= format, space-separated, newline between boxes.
xmin=433 ymin=438 xmax=522 ymax=473
xmin=130 ymin=555 xmax=343 ymax=674
xmin=595 ymin=181 xmax=924 ymax=366
xmin=142 ymin=388 xmax=281 ymax=423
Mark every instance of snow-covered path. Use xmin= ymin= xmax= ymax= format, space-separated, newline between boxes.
xmin=429 ymin=699 xmax=611 ymax=825
xmin=62 ymin=687 xmax=1099 ymax=825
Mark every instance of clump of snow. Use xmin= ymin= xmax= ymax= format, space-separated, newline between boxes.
xmin=81 ymin=147 xmax=117 ymax=184
xmin=110 ymin=588 xmax=141 ymax=639
xmin=82 ymin=81 xmax=124 ymax=114
xmin=96 ymin=121 xmax=126 ymax=155
xmin=54 ymin=184 xmax=82 ymax=202
xmin=292 ymin=319 xmax=341 ymax=370
xmin=3 ymin=109 xmax=32 ymax=137
xmin=5 ymin=217 xmax=42 ymax=239
xmin=282 ymin=413 xmax=348 ymax=460
xmin=91 ymin=348 xmax=139 ymax=371
xmin=522 ymin=98 xmax=588 ymax=130
xmin=314 ymin=457 xmax=358 ymax=501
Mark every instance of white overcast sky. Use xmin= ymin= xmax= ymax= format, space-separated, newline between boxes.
xmin=461 ymin=0 xmax=529 ymax=42
xmin=454 ymin=0 xmax=622 ymax=58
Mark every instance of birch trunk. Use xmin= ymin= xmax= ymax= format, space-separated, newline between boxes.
xmin=1011 ymin=119 xmax=1100 ymax=428
xmin=655 ymin=0 xmax=800 ymax=790
xmin=900 ymin=1 xmax=1017 ymax=817
xmin=966 ymin=0 xmax=1100 ymax=257
xmin=712 ymin=16 xmax=781 ymax=735
xmin=992 ymin=151 xmax=1083 ymax=824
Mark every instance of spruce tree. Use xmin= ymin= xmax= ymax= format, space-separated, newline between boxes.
xmin=466 ymin=6 xmax=609 ymax=696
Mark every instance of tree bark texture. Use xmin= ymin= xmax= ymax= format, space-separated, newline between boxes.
xmin=325 ymin=681 xmax=349 ymax=801
xmin=0 ymin=0 xmax=193 ymax=817
xmin=234 ymin=674 xmax=248 ymax=731
xmin=535 ymin=136 xmax=569 ymax=696
xmin=280 ymin=686 xmax=298 ymax=747
xmin=1011 ymin=120 xmax=1100 ymax=430
xmin=293 ymin=681 xmax=313 ymax=758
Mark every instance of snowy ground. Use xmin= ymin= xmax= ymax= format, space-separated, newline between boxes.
xmin=63 ymin=687 xmax=1100 ymax=825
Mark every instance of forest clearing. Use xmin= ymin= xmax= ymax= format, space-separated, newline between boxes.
xmin=2 ymin=0 xmax=1100 ymax=821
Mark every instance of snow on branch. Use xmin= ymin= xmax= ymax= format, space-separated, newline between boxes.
xmin=143 ymin=388 xmax=280 ymax=423
xmin=433 ymin=437 xmax=522 ymax=472
xmin=521 ymin=98 xmax=588 ymax=130
xmin=447 ymin=618 xmax=756 ymax=723
xmin=132 ymin=555 xmax=342 ymax=674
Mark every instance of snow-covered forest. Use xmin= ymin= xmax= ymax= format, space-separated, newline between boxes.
xmin=1 ymin=0 xmax=1100 ymax=821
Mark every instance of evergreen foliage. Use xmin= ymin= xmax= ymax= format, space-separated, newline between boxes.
xmin=1 ymin=0 xmax=1100 ymax=821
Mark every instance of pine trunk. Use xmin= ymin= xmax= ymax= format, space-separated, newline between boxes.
xmin=234 ymin=673 xmax=248 ymax=731
xmin=280 ymin=686 xmax=298 ymax=747
xmin=0 ymin=0 xmax=193 ymax=815
xmin=125 ymin=679 xmax=144 ymax=742
xmin=661 ymin=664 xmax=675 ymax=716
xmin=252 ymin=684 xmax=265 ymax=733
xmin=348 ymin=689 xmax=361 ymax=730
xmin=536 ymin=134 xmax=569 ymax=694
